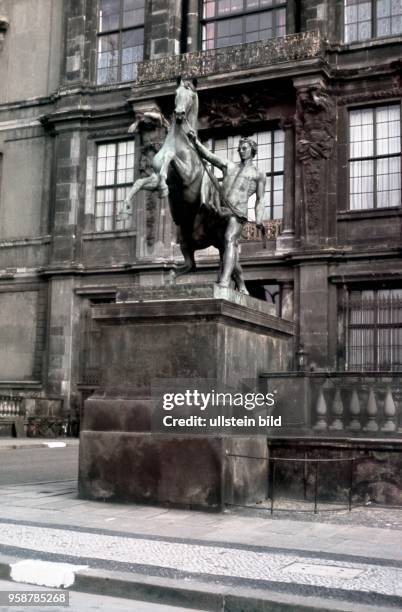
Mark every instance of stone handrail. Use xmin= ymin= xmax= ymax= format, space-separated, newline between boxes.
xmin=137 ymin=31 xmax=324 ymax=85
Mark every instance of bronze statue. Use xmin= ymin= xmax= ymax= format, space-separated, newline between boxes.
xmin=125 ymin=77 xmax=266 ymax=293
xmin=187 ymin=131 xmax=266 ymax=290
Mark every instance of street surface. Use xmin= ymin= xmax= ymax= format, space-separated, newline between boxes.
xmin=0 ymin=441 xmax=401 ymax=610
xmin=0 ymin=446 xmax=78 ymax=485
xmin=0 ymin=579 xmax=204 ymax=612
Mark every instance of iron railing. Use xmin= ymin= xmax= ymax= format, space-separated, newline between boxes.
xmin=136 ymin=31 xmax=324 ymax=85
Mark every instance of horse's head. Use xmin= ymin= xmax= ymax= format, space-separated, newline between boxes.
xmin=174 ymin=77 xmax=198 ymax=126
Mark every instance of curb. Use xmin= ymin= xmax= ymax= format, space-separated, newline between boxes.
xmin=0 ymin=555 xmax=401 ymax=612
xmin=0 ymin=440 xmax=79 ymax=451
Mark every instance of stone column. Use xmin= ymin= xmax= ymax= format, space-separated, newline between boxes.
xmin=47 ymin=277 xmax=80 ymax=418
xmin=299 ymin=263 xmax=329 ymax=369
xmin=51 ymin=128 xmax=86 ymax=264
xmin=277 ymin=119 xmax=295 ymax=252
xmin=150 ymin=0 xmax=183 ymax=58
xmin=187 ymin=0 xmax=200 ymax=52
xmin=63 ymin=0 xmax=93 ymax=84
xmin=293 ymin=76 xmax=336 ymax=247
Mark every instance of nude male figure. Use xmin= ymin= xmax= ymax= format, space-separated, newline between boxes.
xmin=188 ymin=131 xmax=266 ymax=291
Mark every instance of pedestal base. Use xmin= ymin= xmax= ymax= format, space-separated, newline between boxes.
xmin=78 ymin=284 xmax=294 ymax=509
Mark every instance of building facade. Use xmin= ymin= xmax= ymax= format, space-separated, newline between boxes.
xmin=0 ymin=0 xmax=401 ymax=440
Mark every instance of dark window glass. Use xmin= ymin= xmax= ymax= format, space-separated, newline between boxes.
xmin=97 ymin=0 xmax=144 ymax=84
xmin=202 ymin=0 xmax=286 ymax=50
xmin=347 ymin=289 xmax=402 ymax=371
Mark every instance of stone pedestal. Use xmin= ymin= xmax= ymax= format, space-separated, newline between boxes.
xmin=79 ymin=284 xmax=294 ymax=510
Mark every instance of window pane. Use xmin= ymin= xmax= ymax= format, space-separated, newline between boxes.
xmin=349 ymin=108 xmax=374 ymax=158
xmin=202 ymin=1 xmax=287 ymax=48
xmin=96 ymin=141 xmax=135 ymax=231
xmin=348 ymin=105 xmax=401 ymax=209
xmin=99 ymin=0 xmax=120 ymax=32
xmin=121 ymin=28 xmax=144 ymax=82
xmin=344 ymin=0 xmax=372 ymax=42
xmin=376 ymin=105 xmax=400 ymax=155
xmin=348 ymin=288 xmax=402 ymax=370
xmin=350 ymin=159 xmax=374 ymax=209
xmin=97 ymin=34 xmax=119 ymax=84
xmin=123 ymin=0 xmax=145 ymax=27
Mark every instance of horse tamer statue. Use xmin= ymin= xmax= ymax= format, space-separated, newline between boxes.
xmin=125 ymin=77 xmax=266 ymax=294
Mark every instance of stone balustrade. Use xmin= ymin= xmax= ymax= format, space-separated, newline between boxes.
xmin=0 ymin=395 xmax=24 ymax=418
xmin=136 ymin=31 xmax=324 ymax=85
xmin=311 ymin=375 xmax=401 ymax=434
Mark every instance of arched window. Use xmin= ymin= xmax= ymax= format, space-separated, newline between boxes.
xmin=201 ymin=0 xmax=287 ymax=50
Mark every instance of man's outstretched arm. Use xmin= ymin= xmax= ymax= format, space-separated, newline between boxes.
xmin=187 ymin=130 xmax=228 ymax=172
xmin=255 ymin=171 xmax=266 ymax=227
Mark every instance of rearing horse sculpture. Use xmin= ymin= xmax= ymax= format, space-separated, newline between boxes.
xmin=125 ymin=77 xmax=248 ymax=291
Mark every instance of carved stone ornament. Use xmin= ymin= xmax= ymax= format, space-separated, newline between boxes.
xmin=295 ymin=86 xmax=336 ymax=233
xmin=128 ymin=108 xmax=170 ymax=133
xmin=138 ymin=144 xmax=160 ymax=248
xmin=199 ymin=90 xmax=278 ymax=129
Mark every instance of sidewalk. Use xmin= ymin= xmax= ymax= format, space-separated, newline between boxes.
xmin=0 ymin=470 xmax=401 ymax=611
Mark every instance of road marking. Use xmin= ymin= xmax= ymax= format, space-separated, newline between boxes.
xmin=10 ymin=559 xmax=88 ymax=588
xmin=44 ymin=443 xmax=67 ymax=448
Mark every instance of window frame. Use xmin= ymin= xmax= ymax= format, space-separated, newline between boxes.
xmin=200 ymin=0 xmax=287 ymax=50
xmin=347 ymin=102 xmax=402 ymax=211
xmin=96 ymin=0 xmax=144 ymax=85
xmin=94 ymin=139 xmax=135 ymax=232
xmin=343 ymin=0 xmax=402 ymax=44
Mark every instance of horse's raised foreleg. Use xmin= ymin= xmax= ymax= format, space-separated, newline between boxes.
xmin=153 ymin=150 xmax=175 ymax=198
xmin=124 ymin=174 xmax=160 ymax=209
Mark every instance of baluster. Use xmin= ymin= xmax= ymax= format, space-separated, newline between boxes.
xmin=364 ymin=388 xmax=379 ymax=432
xmin=330 ymin=389 xmax=344 ymax=430
xmin=349 ymin=388 xmax=361 ymax=431
xmin=314 ymin=389 xmax=328 ymax=430
xmin=381 ymin=389 xmax=397 ymax=432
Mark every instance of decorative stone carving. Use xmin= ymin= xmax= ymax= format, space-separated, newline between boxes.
xmin=138 ymin=144 xmax=161 ymax=249
xmin=295 ymin=85 xmax=336 ymax=235
xmin=199 ymin=91 xmax=277 ymax=129
xmin=128 ymin=108 xmax=170 ymax=133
